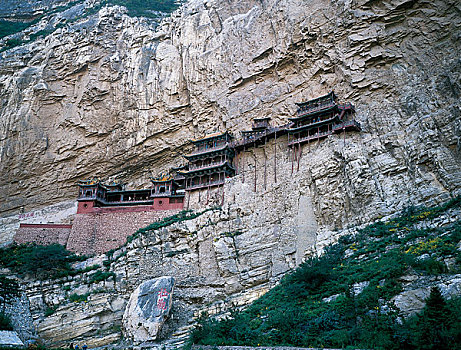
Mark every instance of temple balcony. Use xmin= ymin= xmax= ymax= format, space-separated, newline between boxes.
xmin=288 ymin=115 xmax=339 ymax=133
xmin=288 ymin=120 xmax=361 ymax=146
xmin=296 ymin=100 xmax=336 ymax=119
xmin=185 ymin=143 xmax=230 ymax=158
xmin=188 ymin=160 xmax=229 ymax=172
xmin=182 ymin=161 xmax=235 ymax=175
xmin=186 ymin=179 xmax=225 ymax=191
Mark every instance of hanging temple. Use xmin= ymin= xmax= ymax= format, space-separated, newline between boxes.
xmin=76 ymin=90 xmax=361 ymax=213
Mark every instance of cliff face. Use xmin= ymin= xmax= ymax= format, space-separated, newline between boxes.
xmin=17 ymin=201 xmax=461 ymax=347
xmin=1 ymin=0 xmax=461 ymax=346
xmin=1 ymin=0 xmax=460 ymax=219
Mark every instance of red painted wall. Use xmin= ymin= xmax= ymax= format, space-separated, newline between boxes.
xmin=77 ymin=197 xmax=184 ymax=214
xmin=77 ymin=200 xmax=96 ymax=214
xmin=19 ymin=224 xmax=73 ymax=229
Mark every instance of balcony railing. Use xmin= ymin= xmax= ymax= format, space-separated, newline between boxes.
xmin=289 ymin=130 xmax=332 ymax=146
xmin=296 ymin=101 xmax=336 ymax=118
xmin=188 ymin=143 xmax=229 ymax=157
xmin=186 ymin=179 xmax=225 ymax=190
xmin=288 ymin=115 xmax=337 ymax=132
xmin=289 ymin=120 xmax=361 ymax=146
xmin=188 ymin=160 xmax=229 ymax=172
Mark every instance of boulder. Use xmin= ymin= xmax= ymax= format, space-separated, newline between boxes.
xmin=0 ymin=331 xmax=24 ymax=348
xmin=123 ymin=276 xmax=175 ymax=342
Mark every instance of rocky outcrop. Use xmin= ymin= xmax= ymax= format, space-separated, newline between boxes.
xmin=0 ymin=0 xmax=459 ymax=221
xmin=11 ymin=203 xmax=457 ymax=348
xmin=0 ymin=0 xmax=460 ymax=347
xmin=123 ymin=276 xmax=175 ymax=342
xmin=0 ymin=331 xmax=24 ymax=348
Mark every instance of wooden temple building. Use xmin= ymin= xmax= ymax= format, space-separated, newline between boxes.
xmin=179 ymin=132 xmax=236 ymax=191
xmin=287 ymin=91 xmax=360 ymax=147
xmin=77 ymin=177 xmax=184 ymax=214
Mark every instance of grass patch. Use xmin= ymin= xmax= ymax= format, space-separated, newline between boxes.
xmin=44 ymin=305 xmax=58 ymax=317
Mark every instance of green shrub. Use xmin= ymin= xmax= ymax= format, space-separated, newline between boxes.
xmin=68 ymin=293 xmax=90 ymax=303
xmin=0 ymin=21 xmax=30 ymax=39
xmin=0 ymin=276 xmax=20 ymax=312
xmin=88 ymin=271 xmax=116 ymax=284
xmin=44 ymin=305 xmax=58 ymax=317
xmin=0 ymin=244 xmax=88 ymax=279
xmin=190 ymin=197 xmax=461 ymax=349
xmin=109 ymin=0 xmax=181 ymax=17
xmin=0 ymin=313 xmax=12 ymax=331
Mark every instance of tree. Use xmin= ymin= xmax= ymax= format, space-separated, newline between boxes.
xmin=0 ymin=276 xmax=19 ymax=313
xmin=415 ymin=286 xmax=453 ymax=350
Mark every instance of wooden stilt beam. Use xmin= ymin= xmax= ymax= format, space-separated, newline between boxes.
xmin=274 ymin=130 xmax=277 ymax=183
xmin=221 ymin=182 xmax=225 ymax=206
xmin=264 ymin=136 xmax=267 ymax=190
xmin=297 ymin=143 xmax=302 ymax=172
xmin=207 ymin=178 xmax=210 ymax=204
xmin=235 ymin=151 xmax=238 ymax=174
xmin=254 ymin=142 xmax=257 ymax=192
xmin=242 ymin=145 xmax=245 ymax=183
xmin=186 ymin=178 xmax=190 ymax=210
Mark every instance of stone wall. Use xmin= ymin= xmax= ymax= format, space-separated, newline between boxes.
xmin=14 ymin=224 xmax=72 ymax=246
xmin=66 ymin=209 xmax=181 ymax=255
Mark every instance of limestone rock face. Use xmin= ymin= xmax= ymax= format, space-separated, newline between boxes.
xmin=123 ymin=276 xmax=175 ymax=342
xmin=0 ymin=0 xmax=460 ymax=224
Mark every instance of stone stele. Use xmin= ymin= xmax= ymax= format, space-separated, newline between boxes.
xmin=123 ymin=276 xmax=175 ymax=342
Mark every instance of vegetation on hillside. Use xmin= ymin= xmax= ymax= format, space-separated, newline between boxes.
xmin=191 ymin=197 xmax=461 ymax=349
xmin=110 ymin=0 xmax=180 ymax=17
xmin=0 ymin=243 xmax=88 ymax=279
xmin=0 ymin=0 xmax=181 ymax=46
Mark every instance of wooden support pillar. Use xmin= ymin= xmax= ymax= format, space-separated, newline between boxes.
xmin=297 ymin=143 xmax=302 ymax=172
xmin=274 ymin=130 xmax=277 ymax=183
xmin=264 ymin=136 xmax=267 ymax=190
xmin=242 ymin=145 xmax=245 ymax=183
xmin=221 ymin=173 xmax=225 ymax=206
xmin=254 ymin=141 xmax=257 ymax=192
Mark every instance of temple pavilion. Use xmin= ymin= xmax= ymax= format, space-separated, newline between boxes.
xmin=151 ymin=173 xmax=185 ymax=205
xmin=76 ymin=176 xmax=184 ymax=213
xmin=287 ymin=91 xmax=361 ymax=147
xmin=180 ymin=132 xmax=236 ymax=191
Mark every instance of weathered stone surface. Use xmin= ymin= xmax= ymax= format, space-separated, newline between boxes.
xmin=0 ymin=0 xmax=460 ymax=347
xmin=11 ymin=203 xmax=460 ymax=347
xmin=0 ymin=0 xmax=459 ymax=225
xmin=392 ymin=274 xmax=461 ymax=316
xmin=123 ymin=276 xmax=175 ymax=342
xmin=37 ymin=292 xmax=125 ymax=348
xmin=0 ymin=331 xmax=24 ymax=348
